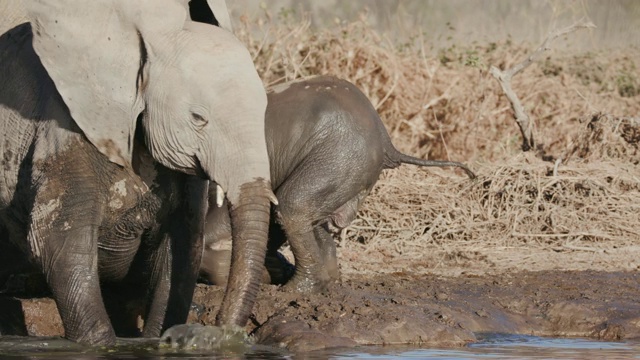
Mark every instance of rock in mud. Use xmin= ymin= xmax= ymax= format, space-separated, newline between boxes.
xmin=254 ymin=317 xmax=357 ymax=352
xmin=159 ymin=324 xmax=249 ymax=352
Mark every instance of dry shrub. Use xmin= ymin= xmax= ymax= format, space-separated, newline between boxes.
xmin=235 ymin=12 xmax=640 ymax=273
xmin=563 ymin=113 xmax=640 ymax=164
xmin=341 ymin=152 xmax=640 ymax=274
xmin=236 ymin=12 xmax=640 ymax=163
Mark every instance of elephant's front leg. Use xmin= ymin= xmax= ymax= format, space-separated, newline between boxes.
xmin=39 ymin=225 xmax=116 ymax=345
xmin=141 ymin=234 xmax=171 ymax=337
xmin=143 ymin=223 xmax=202 ymax=338
xmin=143 ymin=178 xmax=206 ymax=336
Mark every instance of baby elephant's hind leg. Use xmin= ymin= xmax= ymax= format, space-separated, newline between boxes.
xmin=314 ymin=225 xmax=339 ymax=280
xmin=274 ymin=167 xmax=344 ymax=292
xmin=314 ymin=190 xmax=368 ymax=281
xmin=276 ymin=208 xmax=330 ymax=293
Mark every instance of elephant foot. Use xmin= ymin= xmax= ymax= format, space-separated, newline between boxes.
xmin=325 ymin=258 xmax=340 ymax=281
xmin=282 ymin=271 xmax=332 ymax=293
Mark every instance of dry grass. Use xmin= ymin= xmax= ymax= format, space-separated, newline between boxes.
xmin=337 ymin=120 xmax=640 ymax=275
xmin=236 ymin=11 xmax=640 ymax=275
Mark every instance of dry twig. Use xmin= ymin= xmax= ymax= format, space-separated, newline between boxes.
xmin=490 ymin=18 xmax=596 ymax=152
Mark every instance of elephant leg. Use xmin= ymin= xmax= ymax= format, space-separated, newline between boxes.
xmin=314 ymin=225 xmax=339 ymax=280
xmin=144 ymin=178 xmax=206 ymax=336
xmin=278 ymin=219 xmax=329 ymax=293
xmin=316 ymin=189 xmax=370 ymax=281
xmin=200 ymin=242 xmax=232 ymax=286
xmin=144 ymin=223 xmax=202 ymax=337
xmin=201 ymin=198 xmax=233 ymax=286
xmin=275 ymin=184 xmax=337 ymax=291
xmin=142 ymin=235 xmax=171 ymax=337
xmin=41 ymin=225 xmax=116 ymax=345
xmin=274 ymin=168 xmax=362 ymax=292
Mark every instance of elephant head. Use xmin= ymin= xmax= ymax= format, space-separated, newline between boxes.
xmin=26 ymin=0 xmax=273 ymax=327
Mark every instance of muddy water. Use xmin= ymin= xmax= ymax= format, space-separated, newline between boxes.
xmin=1 ymin=334 xmax=638 ymax=359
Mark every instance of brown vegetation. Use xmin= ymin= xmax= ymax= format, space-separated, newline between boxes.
xmin=235 ymin=10 xmax=640 ymax=276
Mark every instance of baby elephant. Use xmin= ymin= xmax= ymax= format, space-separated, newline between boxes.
xmin=201 ymin=76 xmax=475 ymax=292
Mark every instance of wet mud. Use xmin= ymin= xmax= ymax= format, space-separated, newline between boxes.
xmin=2 ymin=270 xmax=638 ymax=352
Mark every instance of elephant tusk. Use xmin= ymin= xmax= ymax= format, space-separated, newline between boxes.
xmin=216 ymin=184 xmax=224 ymax=207
xmin=268 ymin=190 xmax=279 ymax=206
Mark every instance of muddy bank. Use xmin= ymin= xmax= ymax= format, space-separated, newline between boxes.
xmin=2 ymin=270 xmax=639 ymax=352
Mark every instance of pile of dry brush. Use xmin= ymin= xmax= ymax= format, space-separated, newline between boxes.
xmin=235 ymin=12 xmax=640 ymax=271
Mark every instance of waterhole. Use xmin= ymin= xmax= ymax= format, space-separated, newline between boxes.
xmin=1 ymin=333 xmax=637 ymax=359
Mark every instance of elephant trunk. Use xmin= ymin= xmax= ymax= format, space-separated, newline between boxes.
xmin=215 ymin=178 xmax=271 ymax=327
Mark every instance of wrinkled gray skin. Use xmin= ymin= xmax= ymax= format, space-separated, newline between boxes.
xmin=0 ymin=0 xmax=273 ymax=346
xmin=201 ymin=76 xmax=475 ymax=292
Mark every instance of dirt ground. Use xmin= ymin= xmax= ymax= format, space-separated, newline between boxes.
xmin=3 ymin=265 xmax=640 ymax=352
xmin=190 ymin=271 xmax=640 ymax=351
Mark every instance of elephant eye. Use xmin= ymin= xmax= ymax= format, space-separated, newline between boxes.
xmin=191 ymin=112 xmax=208 ymax=128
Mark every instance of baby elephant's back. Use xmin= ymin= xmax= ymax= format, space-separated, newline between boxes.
xmin=266 ymin=76 xmax=380 ymax=135
xmin=265 ymin=76 xmax=384 ymax=185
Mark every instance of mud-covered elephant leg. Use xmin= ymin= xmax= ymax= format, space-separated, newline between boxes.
xmin=41 ymin=226 xmax=115 ymax=344
xmin=274 ymin=169 xmax=340 ymax=292
xmin=30 ymin=181 xmax=115 ymax=345
xmin=313 ymin=225 xmax=339 ymax=280
xmin=276 ymin=214 xmax=326 ymax=292
xmin=200 ymin=190 xmax=234 ymax=286
xmin=276 ymin=164 xmax=373 ymax=292
xmin=141 ymin=234 xmax=171 ymax=337
xmin=314 ymin=190 xmax=369 ymax=281
xmin=144 ymin=178 xmax=207 ymax=337
xmin=21 ymin=154 xmax=118 ymax=345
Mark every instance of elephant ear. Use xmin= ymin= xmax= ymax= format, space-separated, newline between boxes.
xmin=26 ymin=0 xmax=187 ymax=168
xmin=206 ymin=0 xmax=233 ymax=32
xmin=186 ymin=0 xmax=233 ymax=32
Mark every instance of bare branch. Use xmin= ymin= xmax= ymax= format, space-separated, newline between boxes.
xmin=508 ymin=18 xmax=596 ymax=79
xmin=490 ymin=65 xmax=535 ymax=151
xmin=490 ymin=18 xmax=596 ymax=152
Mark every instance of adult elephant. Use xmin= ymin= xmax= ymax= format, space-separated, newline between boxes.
xmin=0 ymin=0 xmax=273 ymax=345
xmin=201 ymin=76 xmax=475 ymax=291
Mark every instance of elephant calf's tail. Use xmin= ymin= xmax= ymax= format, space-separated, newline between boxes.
xmin=385 ymin=149 xmax=476 ymax=179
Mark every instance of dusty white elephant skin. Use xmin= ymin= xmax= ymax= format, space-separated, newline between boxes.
xmin=0 ymin=0 xmax=274 ymax=346
xmin=201 ymin=76 xmax=475 ymax=292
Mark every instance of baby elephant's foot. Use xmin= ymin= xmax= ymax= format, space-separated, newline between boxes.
xmin=282 ymin=270 xmax=332 ymax=293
